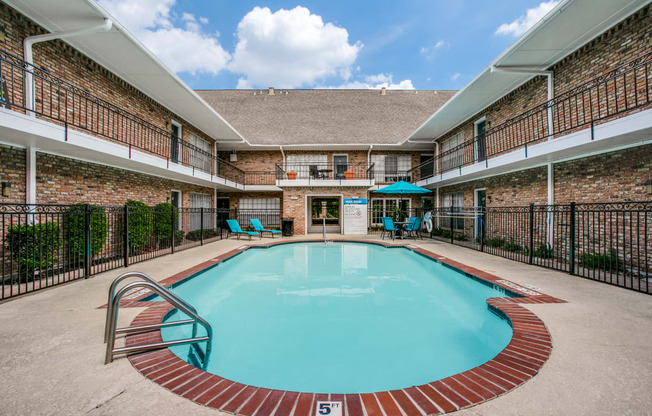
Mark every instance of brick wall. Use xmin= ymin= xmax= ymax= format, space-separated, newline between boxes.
xmin=554 ymin=145 xmax=652 ymax=203
xmin=435 ymin=5 xmax=652 ymax=167
xmin=0 ymin=3 xmax=216 ymax=164
xmin=0 ymin=145 xmax=26 ymax=204
xmin=36 ymin=152 xmax=215 ymax=207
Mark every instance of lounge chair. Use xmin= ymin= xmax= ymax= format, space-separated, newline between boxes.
xmin=380 ymin=217 xmax=397 ymax=240
xmin=250 ymin=219 xmax=282 ymax=238
xmin=226 ymin=219 xmax=260 ymax=240
xmin=404 ymin=216 xmax=422 ymax=240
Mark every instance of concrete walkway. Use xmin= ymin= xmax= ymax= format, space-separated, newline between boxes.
xmin=0 ymin=235 xmax=650 ymax=415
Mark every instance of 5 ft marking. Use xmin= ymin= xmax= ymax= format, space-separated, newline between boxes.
xmin=316 ymin=401 xmax=342 ymax=416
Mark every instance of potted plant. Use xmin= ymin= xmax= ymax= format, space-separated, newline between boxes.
xmin=287 ymin=171 xmax=297 ymax=180
xmin=344 ymin=170 xmax=355 ymax=180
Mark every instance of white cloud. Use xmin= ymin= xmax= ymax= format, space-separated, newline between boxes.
xmin=419 ymin=40 xmax=448 ymax=59
xmin=323 ymin=73 xmax=414 ymax=90
xmin=98 ymin=0 xmax=230 ymax=75
xmin=495 ymin=1 xmax=560 ymax=37
xmin=451 ymin=72 xmax=461 ymax=81
xmin=229 ymin=6 xmax=362 ymax=89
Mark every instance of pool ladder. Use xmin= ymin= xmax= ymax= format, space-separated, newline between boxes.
xmin=103 ymin=272 xmax=213 ymax=369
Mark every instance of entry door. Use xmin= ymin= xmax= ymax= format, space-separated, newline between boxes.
xmin=474 ymin=119 xmax=486 ymax=162
xmin=475 ymin=189 xmax=486 ymax=238
xmin=308 ymin=197 xmax=341 ymax=233
xmin=216 ymin=197 xmax=230 ymax=230
xmin=170 ymin=122 xmax=181 ymax=163
xmin=333 ymin=155 xmax=348 ymax=179
xmin=170 ymin=191 xmax=181 ymax=230
xmin=420 ymin=154 xmax=433 ymax=179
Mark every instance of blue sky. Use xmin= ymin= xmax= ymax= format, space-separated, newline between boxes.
xmin=98 ymin=0 xmax=560 ymax=90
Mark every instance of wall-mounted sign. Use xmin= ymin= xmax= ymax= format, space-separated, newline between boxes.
xmin=343 ymin=198 xmax=367 ymax=235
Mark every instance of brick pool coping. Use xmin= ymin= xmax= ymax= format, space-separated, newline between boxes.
xmin=121 ymin=239 xmax=565 ymax=415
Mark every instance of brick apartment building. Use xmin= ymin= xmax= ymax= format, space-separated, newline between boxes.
xmin=0 ymin=0 xmax=650 ymax=236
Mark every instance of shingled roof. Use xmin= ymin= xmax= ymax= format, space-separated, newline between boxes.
xmin=196 ymin=89 xmax=456 ymax=146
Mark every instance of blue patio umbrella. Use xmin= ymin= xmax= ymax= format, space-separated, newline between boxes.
xmin=373 ymin=181 xmax=431 ymax=215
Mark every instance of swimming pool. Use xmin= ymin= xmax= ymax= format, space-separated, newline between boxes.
xmin=157 ymin=242 xmax=514 ymax=393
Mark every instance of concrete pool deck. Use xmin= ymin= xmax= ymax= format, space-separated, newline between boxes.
xmin=0 ymin=235 xmax=650 ymax=415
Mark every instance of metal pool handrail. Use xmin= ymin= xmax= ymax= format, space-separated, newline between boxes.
xmin=104 ymin=274 xmax=212 ymax=369
xmin=104 ymin=271 xmax=198 ymax=342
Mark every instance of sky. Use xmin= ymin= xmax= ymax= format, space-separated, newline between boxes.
xmin=96 ymin=0 xmax=560 ymax=90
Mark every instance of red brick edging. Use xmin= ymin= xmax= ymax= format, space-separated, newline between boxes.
xmin=123 ymin=240 xmax=565 ymax=415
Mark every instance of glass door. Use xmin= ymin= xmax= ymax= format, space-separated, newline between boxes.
xmin=170 ymin=122 xmax=181 ymax=163
xmin=333 ymin=155 xmax=348 ymax=179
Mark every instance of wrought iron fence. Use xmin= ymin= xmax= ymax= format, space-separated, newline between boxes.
xmin=0 ymin=48 xmax=245 ymax=184
xmin=413 ymin=202 xmax=651 ymax=294
xmin=275 ymin=162 xmax=375 ymax=182
xmin=0 ymin=204 xmax=268 ymax=300
xmin=408 ymin=51 xmax=652 ymax=181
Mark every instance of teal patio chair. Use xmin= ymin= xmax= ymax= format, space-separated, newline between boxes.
xmin=405 ymin=216 xmax=422 ymax=240
xmin=381 ymin=217 xmax=397 ymax=240
xmin=250 ymin=219 xmax=282 ymax=238
xmin=226 ymin=219 xmax=260 ymax=240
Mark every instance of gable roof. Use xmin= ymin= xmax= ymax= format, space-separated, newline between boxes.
xmin=197 ymin=89 xmax=455 ymax=150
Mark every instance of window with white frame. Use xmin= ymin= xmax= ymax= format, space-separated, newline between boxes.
xmin=371 ymin=154 xmax=411 ymax=183
xmin=286 ymin=154 xmax=328 ymax=179
xmin=239 ymin=198 xmax=280 ymax=226
xmin=441 ymin=132 xmax=464 ymax=172
xmin=442 ymin=192 xmax=464 ymax=229
xmin=189 ymin=192 xmax=212 ymax=231
xmin=371 ymin=198 xmax=411 ymax=225
xmin=190 ymin=133 xmax=212 ymax=173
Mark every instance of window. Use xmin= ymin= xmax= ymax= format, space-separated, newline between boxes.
xmin=190 ymin=133 xmax=212 ymax=173
xmin=371 ymin=198 xmax=411 ymax=225
xmin=442 ymin=192 xmax=464 ymax=230
xmin=239 ymin=198 xmax=280 ymax=226
xmin=286 ymin=155 xmax=327 ymax=179
xmin=371 ymin=154 xmax=411 ymax=183
xmin=189 ymin=192 xmax=212 ymax=231
xmin=441 ymin=132 xmax=463 ymax=172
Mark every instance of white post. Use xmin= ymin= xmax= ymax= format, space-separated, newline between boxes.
xmin=547 ymin=163 xmax=554 ymax=246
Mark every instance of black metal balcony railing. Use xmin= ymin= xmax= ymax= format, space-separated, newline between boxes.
xmin=409 ymin=51 xmax=652 ymax=181
xmin=275 ymin=162 xmax=375 ymax=182
xmin=0 ymin=48 xmax=246 ymax=184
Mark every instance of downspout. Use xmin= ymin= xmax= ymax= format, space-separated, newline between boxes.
xmin=24 ymin=18 xmax=113 ymax=113
xmin=279 ymin=146 xmax=285 ymax=169
xmin=367 ymin=144 xmax=373 ymax=182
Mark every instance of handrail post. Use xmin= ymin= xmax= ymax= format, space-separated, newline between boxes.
xmin=170 ymin=205 xmax=175 ymax=254
xmin=84 ymin=203 xmax=92 ymax=278
xmin=569 ymin=202 xmax=576 ymax=275
xmin=123 ymin=204 xmax=129 ymax=268
xmin=529 ymin=203 xmax=534 ymax=264
xmin=200 ymin=207 xmax=204 ymax=246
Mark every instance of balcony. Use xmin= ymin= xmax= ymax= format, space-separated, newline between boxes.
xmin=0 ymin=48 xmax=246 ymax=189
xmin=275 ymin=162 xmax=375 ymax=187
xmin=411 ymin=51 xmax=652 ymax=187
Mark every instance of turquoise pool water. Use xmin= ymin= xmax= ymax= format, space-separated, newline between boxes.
xmin=159 ymin=242 xmax=513 ymax=393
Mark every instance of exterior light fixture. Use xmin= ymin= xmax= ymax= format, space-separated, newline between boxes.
xmin=230 ymin=150 xmax=237 ymax=162
xmin=2 ymin=181 xmax=11 ymax=197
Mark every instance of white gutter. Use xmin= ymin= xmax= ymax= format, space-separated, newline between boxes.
xmin=23 ymin=18 xmax=113 ymax=113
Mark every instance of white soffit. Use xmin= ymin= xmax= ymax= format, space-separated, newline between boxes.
xmin=409 ymin=0 xmax=650 ymax=141
xmin=5 ymin=0 xmax=246 ymax=144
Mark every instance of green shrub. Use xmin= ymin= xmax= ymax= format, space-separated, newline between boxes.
xmin=63 ymin=204 xmax=107 ymax=259
xmin=126 ymin=200 xmax=152 ymax=255
xmin=504 ymin=242 xmax=522 ymax=252
xmin=534 ymin=244 xmax=554 ymax=258
xmin=454 ymin=233 xmax=468 ymax=241
xmin=431 ymin=227 xmax=444 ymax=237
xmin=485 ymin=237 xmax=505 ymax=247
xmin=5 ymin=222 xmax=60 ymax=277
xmin=441 ymin=230 xmax=452 ymax=239
xmin=579 ymin=249 xmax=624 ymax=271
xmin=185 ymin=228 xmax=220 ymax=241
xmin=174 ymin=230 xmax=185 ymax=247
xmin=152 ymin=203 xmax=178 ymax=248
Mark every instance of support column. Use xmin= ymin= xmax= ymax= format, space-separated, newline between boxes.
xmin=26 ymin=147 xmax=36 ymax=205
xmin=547 ymin=162 xmax=554 ymax=246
